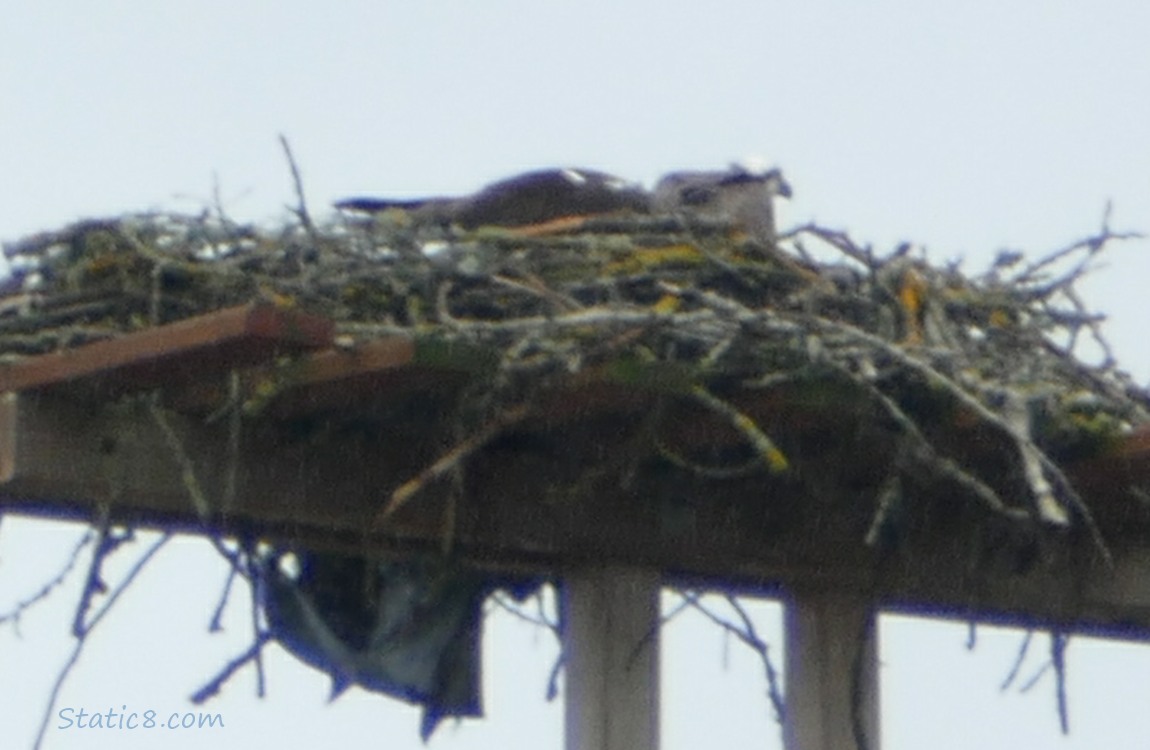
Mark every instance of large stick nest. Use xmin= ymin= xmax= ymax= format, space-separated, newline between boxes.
xmin=1 ymin=200 xmax=1147 ymax=552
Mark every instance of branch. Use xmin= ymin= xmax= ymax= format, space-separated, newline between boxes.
xmin=191 ymin=631 xmax=274 ymax=704
xmin=278 ymin=134 xmax=317 ymax=238
xmin=0 ymin=529 xmax=93 ymax=629
xmin=675 ymin=590 xmax=786 ymax=725
xmin=689 ymin=385 xmax=789 ymax=474
xmin=376 ymin=403 xmax=532 ymax=523
xmin=33 ymin=532 xmax=171 ymax=750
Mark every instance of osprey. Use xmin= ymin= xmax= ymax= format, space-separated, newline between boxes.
xmin=336 ymin=168 xmax=649 ymax=229
xmin=336 ymin=163 xmax=792 ymax=242
xmin=651 ymin=164 xmax=792 ymax=247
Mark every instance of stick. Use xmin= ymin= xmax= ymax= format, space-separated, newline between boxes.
xmin=375 ymin=404 xmax=532 ymax=523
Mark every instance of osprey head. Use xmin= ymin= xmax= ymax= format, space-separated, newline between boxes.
xmin=651 ymin=163 xmax=791 ymax=243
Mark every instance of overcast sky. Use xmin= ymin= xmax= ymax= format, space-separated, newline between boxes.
xmin=3 ymin=2 xmax=1150 ymax=748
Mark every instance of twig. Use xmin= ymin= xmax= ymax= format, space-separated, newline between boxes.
xmin=676 ymin=590 xmax=786 ymax=725
xmin=278 ymin=134 xmax=317 ymax=239
xmin=1052 ymin=631 xmax=1070 ymax=734
xmin=33 ymin=532 xmax=171 ymax=750
xmin=689 ymin=384 xmax=789 ymax=473
xmin=804 ymin=315 xmax=1111 ymax=561
xmin=491 ymin=273 xmax=584 ymax=313
xmin=1020 ymin=662 xmax=1050 ymax=695
xmin=71 ymin=513 xmax=116 ymax=637
xmin=785 ymin=223 xmax=875 ymax=266
xmin=654 ymin=435 xmax=768 ymax=479
xmin=81 ymin=532 xmax=171 ymax=635
xmin=223 ymin=370 xmax=242 ymax=514
xmin=208 ymin=563 xmax=240 ymax=633
xmin=148 ymin=397 xmax=212 ymax=520
xmin=861 ymin=381 xmax=1028 ymax=521
xmin=864 ymin=474 xmax=904 ymax=547
xmin=245 ymin=545 xmax=267 ymax=697
xmin=489 ymin=592 xmax=560 ymax=633
xmin=626 ymin=588 xmax=703 ymax=670
xmin=1000 ymin=630 xmax=1034 ymax=691
xmin=1013 ymin=212 xmax=1142 ymax=287
xmin=32 ymin=637 xmax=84 ymax=750
xmin=376 ymin=403 xmax=532 ymax=523
xmin=0 ymin=529 xmax=93 ymax=629
xmin=191 ymin=631 xmax=274 ymax=704
xmin=546 ymin=652 xmax=566 ymax=702
xmin=724 ymin=594 xmax=786 ymax=725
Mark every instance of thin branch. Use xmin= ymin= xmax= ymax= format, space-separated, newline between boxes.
xmin=208 ymin=563 xmax=239 ymax=633
xmin=1000 ymin=630 xmax=1034 ymax=691
xmin=191 ymin=631 xmax=274 ymax=704
xmin=1013 ymin=217 xmax=1142 ymax=287
xmin=677 ymin=590 xmax=786 ymax=725
xmin=0 ymin=529 xmax=93 ymax=628
xmin=278 ymin=134 xmax=317 ymax=238
xmin=376 ymin=403 xmax=532 ymax=523
xmin=626 ymin=588 xmax=703 ymax=671
xmin=32 ymin=636 xmax=84 ymax=750
xmin=861 ymin=379 xmax=1028 ymax=521
xmin=489 ymin=591 xmax=560 ymax=633
xmin=689 ymin=384 xmax=789 ymax=474
xmin=81 ymin=532 xmax=171 ymax=635
xmin=148 ymin=397 xmax=212 ymax=520
xmin=1052 ymin=631 xmax=1070 ymax=734
xmin=1020 ymin=660 xmax=1051 ymax=693
xmin=33 ymin=532 xmax=171 ymax=750
xmin=724 ymin=594 xmax=786 ymax=725
xmin=804 ymin=314 xmax=1111 ymax=561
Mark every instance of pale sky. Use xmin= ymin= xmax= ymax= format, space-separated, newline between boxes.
xmin=3 ymin=2 xmax=1150 ymax=748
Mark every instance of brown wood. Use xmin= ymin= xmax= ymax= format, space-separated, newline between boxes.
xmin=3 ymin=306 xmax=1150 ymax=646
xmin=0 ymin=303 xmax=334 ymax=398
xmin=2 ymin=389 xmax=1150 ymax=645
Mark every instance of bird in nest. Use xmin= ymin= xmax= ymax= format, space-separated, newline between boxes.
xmin=650 ymin=161 xmax=793 ymax=248
xmin=335 ymin=168 xmax=650 ymax=231
xmin=335 ymin=162 xmax=793 ymax=244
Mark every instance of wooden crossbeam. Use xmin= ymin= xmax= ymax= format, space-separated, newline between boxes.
xmin=3 ymin=306 xmax=1150 ymax=646
xmin=5 ymin=308 xmax=1150 ymax=750
xmin=0 ymin=303 xmax=334 ymax=398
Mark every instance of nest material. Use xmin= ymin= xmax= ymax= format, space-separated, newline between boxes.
xmin=3 ymin=206 xmax=1146 ymax=536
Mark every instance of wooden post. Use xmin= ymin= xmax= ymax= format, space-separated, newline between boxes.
xmin=563 ymin=567 xmax=660 ymax=750
xmin=783 ymin=590 xmax=879 ymax=750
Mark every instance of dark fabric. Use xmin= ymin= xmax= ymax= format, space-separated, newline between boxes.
xmin=262 ymin=551 xmax=540 ymax=740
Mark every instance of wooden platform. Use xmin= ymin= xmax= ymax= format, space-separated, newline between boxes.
xmin=5 ymin=303 xmax=1150 ymax=750
xmin=1 ymin=303 xmax=1149 ymax=641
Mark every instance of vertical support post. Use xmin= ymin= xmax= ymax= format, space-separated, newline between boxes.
xmin=783 ymin=590 xmax=880 ymax=750
xmin=563 ymin=566 xmax=660 ymax=750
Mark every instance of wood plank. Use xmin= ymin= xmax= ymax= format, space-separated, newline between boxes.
xmin=783 ymin=590 xmax=879 ymax=750
xmin=563 ymin=567 xmax=660 ymax=750
xmin=161 ymin=336 xmax=423 ymax=415
xmin=4 ymin=391 xmax=1150 ymax=643
xmin=0 ymin=303 xmax=334 ymax=397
